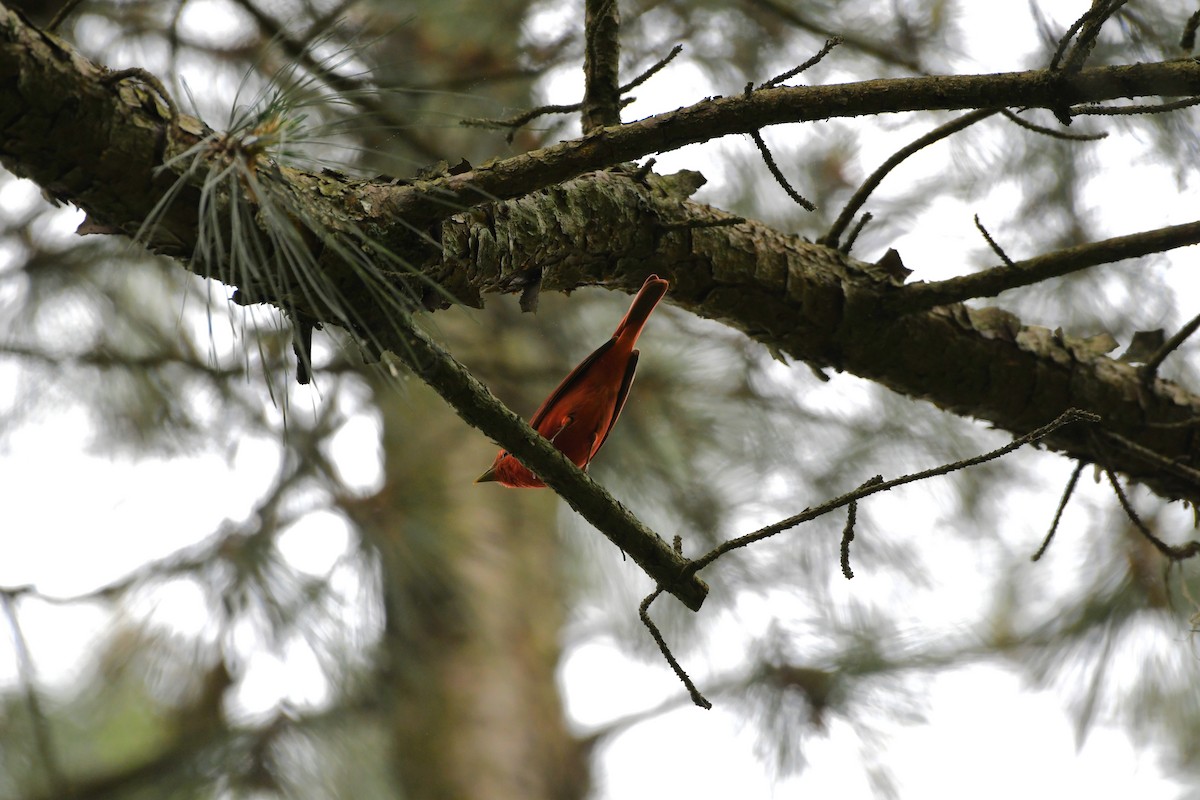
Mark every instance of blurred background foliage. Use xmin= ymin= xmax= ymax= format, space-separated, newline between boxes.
xmin=2 ymin=0 xmax=1199 ymax=798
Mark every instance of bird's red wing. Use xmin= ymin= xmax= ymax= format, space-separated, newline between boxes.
xmin=592 ymin=350 xmax=639 ymax=458
xmin=527 ymin=337 xmax=617 ymax=433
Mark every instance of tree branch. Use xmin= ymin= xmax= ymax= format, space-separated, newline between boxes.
xmin=582 ymin=0 xmax=622 ymax=133
xmin=687 ymin=409 xmax=1099 ymax=573
xmin=381 ymin=313 xmax=710 ymax=611
xmin=882 ymin=220 xmax=1200 ymax=314
xmin=5 ymin=3 xmax=1200 ymax=511
xmin=10 ymin=1 xmax=1200 ymax=234
xmin=820 ymin=108 xmax=1000 ymax=249
xmin=385 ymin=57 xmax=1200 ymax=224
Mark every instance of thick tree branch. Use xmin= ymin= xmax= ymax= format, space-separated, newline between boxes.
xmin=4 ymin=4 xmax=1200 ymax=510
xmin=436 ymin=174 xmax=1200 ymax=505
xmin=385 ymin=57 xmax=1200 ymax=224
xmin=9 ymin=2 xmax=1200 ymax=233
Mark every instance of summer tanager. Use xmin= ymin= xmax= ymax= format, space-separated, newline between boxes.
xmin=476 ymin=275 xmax=669 ymax=488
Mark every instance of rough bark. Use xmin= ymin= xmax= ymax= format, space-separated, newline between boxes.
xmin=3 ymin=2 xmax=1199 ymax=511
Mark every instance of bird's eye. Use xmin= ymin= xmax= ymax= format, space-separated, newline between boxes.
xmin=499 ymin=451 xmax=508 ymax=458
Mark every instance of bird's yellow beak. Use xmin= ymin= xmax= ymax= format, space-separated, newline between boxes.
xmin=474 ymin=465 xmax=498 ymax=484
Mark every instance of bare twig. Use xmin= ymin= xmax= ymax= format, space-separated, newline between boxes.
xmin=839 ymin=212 xmax=872 ymax=255
xmin=1049 ymin=8 xmax=1092 ymax=70
xmin=1047 ymin=0 xmax=1130 ymax=123
xmin=840 ymin=477 xmax=881 ymax=577
xmin=1056 ymin=0 xmax=1131 ymax=73
xmin=686 ymin=409 xmax=1099 ymax=575
xmin=1094 ymin=430 xmax=1200 ymax=489
xmin=820 ymin=108 xmax=999 ymax=249
xmin=47 ymin=0 xmax=86 ymax=31
xmin=840 ymin=500 xmax=857 ymax=579
xmin=974 ymin=214 xmax=1016 ymax=267
xmin=639 ymin=589 xmax=712 ymax=709
xmin=582 ymin=0 xmax=622 ymax=132
xmin=462 ymin=98 xmax=634 ymax=142
xmin=1183 ymin=9 xmax=1200 ymax=50
xmin=881 ymin=220 xmax=1200 ymax=315
xmin=1001 ymin=108 xmax=1107 ymax=141
xmin=1071 ymin=96 xmax=1200 ymax=116
xmin=101 ymin=67 xmax=178 ymax=122
xmin=1144 ymin=416 xmax=1200 ymax=430
xmin=1032 ymin=461 xmax=1085 ymax=561
xmin=650 ymin=412 xmax=1098 ymax=705
xmin=757 ymin=36 xmax=843 ymax=89
xmin=464 ymin=45 xmax=679 ymax=140
xmin=620 ymin=44 xmax=683 ymax=93
xmin=748 ymin=129 xmax=816 ymax=211
xmin=1105 ymin=467 xmax=1200 ymax=561
xmin=1139 ymin=311 xmax=1200 ymax=384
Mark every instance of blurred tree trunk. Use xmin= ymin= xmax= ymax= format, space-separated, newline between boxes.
xmin=346 ymin=336 xmax=587 ymax=800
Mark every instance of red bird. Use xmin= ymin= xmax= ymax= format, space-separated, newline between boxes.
xmin=476 ymin=275 xmax=670 ymax=488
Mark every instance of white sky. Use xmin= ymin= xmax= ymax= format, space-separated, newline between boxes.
xmin=2 ymin=1 xmax=1199 ymax=798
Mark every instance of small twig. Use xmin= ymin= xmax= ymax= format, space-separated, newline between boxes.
xmin=1049 ymin=8 xmax=1093 ymax=70
xmin=1105 ymin=467 xmax=1200 ymax=561
xmin=1 ymin=590 xmax=65 ymax=796
xmin=839 ymin=476 xmax=881 ymax=578
xmin=839 ymin=212 xmax=872 ymax=255
xmin=1057 ymin=0 xmax=1131 ymax=73
xmin=47 ymin=0 xmax=87 ymax=31
xmin=1048 ymin=0 xmax=1128 ymax=123
xmin=757 ymin=36 xmax=843 ymax=90
xmin=632 ymin=158 xmax=656 ymax=182
xmin=1094 ymin=429 xmax=1200 ymax=489
xmin=639 ymin=589 xmax=711 ymax=709
xmin=463 ymin=98 xmax=635 ymax=142
xmin=840 ymin=500 xmax=857 ymax=579
xmin=1139 ymin=311 xmax=1200 ymax=384
xmin=620 ymin=45 xmax=684 ymax=93
xmin=1144 ymin=416 xmax=1200 ymax=430
xmin=1071 ymin=96 xmax=1200 ymax=116
xmin=820 ymin=108 xmax=999 ymax=248
xmin=463 ymin=102 xmax=588 ymax=131
xmin=1032 ymin=461 xmax=1085 ymax=561
xmin=748 ymin=129 xmax=816 ymax=211
xmin=973 ymin=214 xmax=1016 ymax=267
xmin=1000 ymin=109 xmax=1107 ymax=141
xmin=881 ymin=219 xmax=1200 ymax=315
xmin=101 ymin=67 xmax=178 ymax=122
xmin=465 ymin=44 xmax=679 ymax=140
xmin=687 ymin=409 xmax=1099 ymax=574
xmin=1183 ymin=9 xmax=1200 ymax=50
